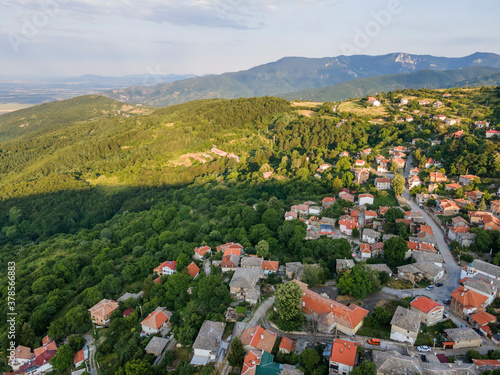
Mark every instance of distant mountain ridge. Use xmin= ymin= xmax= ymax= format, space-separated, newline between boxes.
xmin=280 ymin=66 xmax=500 ymax=102
xmin=101 ymin=52 xmax=500 ymax=106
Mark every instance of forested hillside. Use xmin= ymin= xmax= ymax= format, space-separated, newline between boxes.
xmin=1 ymin=86 xmax=500 ymax=374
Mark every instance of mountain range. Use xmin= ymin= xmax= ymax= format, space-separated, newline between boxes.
xmin=102 ymin=52 xmax=500 ymax=106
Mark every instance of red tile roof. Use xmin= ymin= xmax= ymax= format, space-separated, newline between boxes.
xmin=262 ymin=260 xmax=279 ymax=272
xmin=472 ymin=359 xmax=500 ymax=367
xmin=88 ymin=299 xmax=119 ymax=320
xmin=279 ymin=337 xmax=296 ymax=352
xmin=371 ymin=242 xmax=384 ymax=251
xmin=154 ymin=277 xmax=162 ymax=284
xmin=322 ymin=197 xmax=336 ymax=202
xmin=123 ymin=308 xmax=134 ymax=317
xmin=295 ymin=281 xmax=368 ymax=330
xmin=42 ymin=336 xmax=52 ymax=346
xmin=330 ymin=339 xmax=358 ymax=367
xmin=194 ymin=245 xmax=211 ymax=256
xmin=410 ymin=296 xmax=443 ymax=314
xmin=241 ymin=350 xmax=262 ymax=375
xmin=339 ymin=219 xmax=359 ymax=230
xmin=419 ymin=225 xmax=434 ymax=236
xmin=240 ymin=326 xmax=277 ymax=353
xmin=470 ymin=311 xmax=497 ymax=326
xmin=187 ymin=262 xmax=200 ymax=278
xmin=407 ymin=241 xmax=437 ymax=253
xmin=450 ymin=226 xmax=469 ymax=234
xmin=141 ymin=310 xmax=169 ymax=330
xmin=224 ymin=247 xmax=242 ymax=257
xmin=73 ymin=349 xmax=85 ymax=365
xmin=217 ymin=242 xmax=243 ymax=252
xmin=360 ymin=244 xmax=371 ymax=254
xmin=154 ymin=260 xmax=177 ymax=274
xmin=451 ymin=286 xmax=488 ymax=309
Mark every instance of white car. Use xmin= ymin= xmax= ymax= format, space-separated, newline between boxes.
xmin=417 ymin=346 xmax=431 ymax=352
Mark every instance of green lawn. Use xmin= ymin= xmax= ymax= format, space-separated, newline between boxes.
xmin=373 ymin=195 xmax=399 ymax=208
xmin=387 ymin=278 xmax=413 ymax=289
xmin=358 ymin=324 xmax=391 ymax=339
xmin=437 ymin=215 xmax=454 ymax=225
xmin=415 ymin=319 xmax=457 ymax=347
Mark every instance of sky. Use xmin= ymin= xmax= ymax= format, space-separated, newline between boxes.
xmin=0 ymin=0 xmax=499 ymax=79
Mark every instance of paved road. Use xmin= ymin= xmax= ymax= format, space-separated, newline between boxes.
xmin=84 ymin=333 xmax=98 ymax=375
xmin=204 ymin=260 xmax=211 ymax=276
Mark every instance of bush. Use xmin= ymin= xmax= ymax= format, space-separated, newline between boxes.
xmin=461 ymin=253 xmax=474 ymax=263
xmin=235 ymin=306 xmax=247 ymax=314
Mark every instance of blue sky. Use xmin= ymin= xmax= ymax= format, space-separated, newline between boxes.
xmin=0 ymin=0 xmax=499 ymax=79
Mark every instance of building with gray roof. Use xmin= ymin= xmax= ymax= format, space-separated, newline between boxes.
xmin=390 ymin=306 xmax=421 ymax=344
xmin=191 ymin=321 xmax=226 ymax=365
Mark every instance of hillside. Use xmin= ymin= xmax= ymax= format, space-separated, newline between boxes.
xmin=281 ymin=66 xmax=500 ymax=102
xmin=102 ymin=52 xmax=500 ymax=106
xmin=0 ymin=95 xmax=152 ymax=142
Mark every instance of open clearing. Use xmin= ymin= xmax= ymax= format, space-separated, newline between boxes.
xmin=0 ymin=103 xmax=33 ymax=115
xmin=338 ymin=100 xmax=388 ymax=117
xmin=290 ymin=101 xmax=323 ymax=108
xmin=295 ymin=109 xmax=316 ymax=117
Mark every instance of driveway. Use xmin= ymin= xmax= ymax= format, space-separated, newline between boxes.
xmin=84 ymin=333 xmax=98 ymax=375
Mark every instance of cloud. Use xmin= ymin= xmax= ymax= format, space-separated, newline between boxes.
xmin=0 ymin=0 xmax=344 ymax=29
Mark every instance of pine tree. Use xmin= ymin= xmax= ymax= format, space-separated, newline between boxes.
xmin=228 ymin=337 xmax=245 ymax=367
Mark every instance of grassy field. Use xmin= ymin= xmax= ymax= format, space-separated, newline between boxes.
xmin=437 ymin=215 xmax=455 ymax=225
xmin=358 ymin=324 xmax=391 ymax=339
xmin=338 ymin=100 xmax=389 ymax=117
xmin=373 ymin=195 xmax=399 ymax=208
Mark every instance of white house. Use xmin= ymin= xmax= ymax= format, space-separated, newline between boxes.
xmin=190 ymin=321 xmax=226 ymax=366
xmin=141 ymin=308 xmax=172 ymax=336
xmin=309 ymin=206 xmax=322 ymax=215
xmin=154 ymin=261 xmax=177 ymax=276
xmin=358 ymin=194 xmax=374 ymax=206
xmin=390 ymin=307 xmax=421 ymax=345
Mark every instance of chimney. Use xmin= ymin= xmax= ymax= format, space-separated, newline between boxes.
xmin=344 ymin=342 xmax=346 ymax=346
xmin=348 ymin=345 xmax=351 ymax=349
xmin=261 ymin=335 xmax=264 ymax=340
xmin=340 ymin=348 xmax=343 ymax=353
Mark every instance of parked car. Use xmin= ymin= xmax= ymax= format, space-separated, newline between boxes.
xmin=417 ymin=346 xmax=431 ymax=352
xmin=443 ymin=298 xmax=451 ymax=305
xmin=421 ymin=354 xmax=429 ymax=363
xmin=473 ymin=328 xmax=484 ymax=336
xmin=420 ymin=206 xmax=425 ymax=210
xmin=425 ymin=285 xmax=434 ymax=291
xmin=368 ymin=338 xmax=380 ymax=346
xmin=435 ymin=282 xmax=443 ymax=287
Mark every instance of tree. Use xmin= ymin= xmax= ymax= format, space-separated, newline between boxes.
xmin=351 ymin=226 xmax=359 ymax=239
xmin=50 ymin=344 xmax=75 ymax=373
xmin=478 ymin=196 xmax=487 ymax=211
xmin=332 ymin=176 xmax=343 ymax=193
xmin=391 ymin=173 xmax=405 ymax=195
xmin=301 ymin=265 xmax=326 ymax=287
xmin=384 ymin=236 xmax=408 ymax=263
xmin=122 ymin=359 xmax=153 ymax=375
xmin=299 ymin=349 xmax=320 ymax=375
xmin=337 ymin=264 xmax=373 ymax=299
xmin=227 ymin=337 xmax=245 ymax=367
xmin=176 ymin=253 xmax=191 ymax=271
xmin=256 ymin=240 xmax=270 ymax=258
xmin=275 ymin=282 xmax=304 ymax=331
xmin=378 ymin=271 xmax=390 ymax=285
xmin=350 ymin=361 xmax=376 ymax=375
xmin=20 ymin=322 xmax=36 ymax=348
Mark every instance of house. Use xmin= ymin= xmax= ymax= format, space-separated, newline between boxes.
xmin=217 ymin=242 xmax=244 ymax=253
xmin=88 ymin=299 xmax=119 ymax=326
xmin=286 ymin=262 xmax=303 ymax=280
xmin=309 ymin=205 xmax=322 ymax=215
xmin=491 ymin=200 xmax=500 ymax=215
xmin=470 ymin=311 xmax=497 ymax=329
xmin=193 ymin=245 xmax=211 ymax=260
xmin=336 ymin=259 xmax=355 ymax=273
xmin=475 ymin=120 xmax=490 ymax=128
xmin=319 ymin=217 xmax=336 ymax=235
xmin=463 ymin=278 xmax=497 ymax=305
xmin=261 ymin=261 xmax=279 ymax=276
xmin=361 ymin=229 xmax=381 ymax=244
xmin=190 ymin=320 xmax=226 ymax=365
xmin=338 ymin=191 xmax=355 ymax=203
xmin=445 ymin=183 xmax=460 ymax=191
xmin=451 ymin=130 xmax=465 ymax=139
xmin=360 ymin=244 xmax=371 ymax=259
xmin=241 ymin=325 xmax=277 ymax=353
xmin=430 ymin=172 xmax=447 ymax=183
xmin=317 ymin=163 xmax=333 ymax=172
xmin=211 ymin=147 xmax=228 ymax=157
xmin=154 ymin=261 xmax=177 ymax=276
xmin=445 ymin=118 xmax=458 ymax=126
xmin=390 ymin=306 xmax=421 ymax=345
xmin=414 ymin=262 xmax=445 ymax=282
xmin=8 ymin=345 xmax=34 ymax=371
xmin=411 ymin=251 xmax=443 ymax=267
xmin=187 ymin=262 xmax=200 ymax=278
xmin=354 ymin=169 xmax=369 ymax=184
xmin=459 ymin=174 xmax=479 ymax=185
xmin=329 ymin=339 xmax=358 ymax=375
xmin=322 ymin=197 xmax=336 ymax=209
xmin=373 ymin=351 xmax=421 ymax=375
xmin=295 ymin=281 xmax=369 ymax=335
xmin=285 ymin=211 xmax=298 ymax=221
xmin=368 ymin=96 xmax=380 ymax=106
xmin=117 ymin=291 xmax=144 ymax=303
xmin=409 ymin=167 xmax=421 ymax=176
xmin=451 ymin=216 xmax=469 ymax=227
xmin=221 ymin=253 xmax=240 ymax=271
xmin=354 ymin=159 xmax=366 ymax=167
xmin=141 ymin=307 xmax=172 ymax=336
xmin=241 ymin=351 xmax=284 ymax=375
xmin=450 ymin=285 xmax=489 ymax=318
xmin=229 ymin=268 xmax=261 ymax=305
xmin=21 ymin=339 xmax=58 ymax=374
xmin=375 ymin=154 xmax=386 ymax=164
xmin=460 ymin=259 xmax=500 ymax=281
xmin=370 ymin=242 xmax=384 ymax=257
xmin=364 ymin=210 xmax=377 ymax=221
xmin=379 ymin=206 xmax=390 ymax=216
xmin=73 ymin=346 xmax=88 ymax=368
xmin=241 ymin=256 xmax=264 ymax=270
xmin=444 ymin=328 xmax=481 ymax=349
xmin=361 ymin=148 xmax=372 ymax=156
xmin=279 ymin=337 xmax=296 ymax=354
xmin=486 ymin=130 xmax=500 ymax=138
xmin=392 ymin=157 xmax=405 ymax=169
xmin=339 ymin=151 xmax=349 ymax=158
xmin=469 ymin=211 xmax=492 ymax=224
xmin=358 ymin=194 xmax=374 ymax=206
xmin=375 ymin=177 xmax=391 ymax=190
xmin=338 ymin=218 xmax=359 ymax=236
xmin=433 ymin=114 xmax=446 ymax=121
xmin=400 ymin=98 xmax=409 ymax=105
xmin=407 ymin=175 xmax=421 ymax=189
xmin=438 ymin=199 xmax=459 ymax=216
xmin=241 ymin=350 xmax=262 ymax=375
xmin=418 ymin=100 xmax=430 ymax=106
xmin=410 ymin=296 xmax=444 ymax=325
xmin=365 ymin=263 xmax=392 ymax=276
xmin=433 ymin=101 xmax=443 ymax=108
xmin=145 ymin=337 xmax=169 ymax=356
xmin=443 ymin=93 xmax=452 ymax=98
